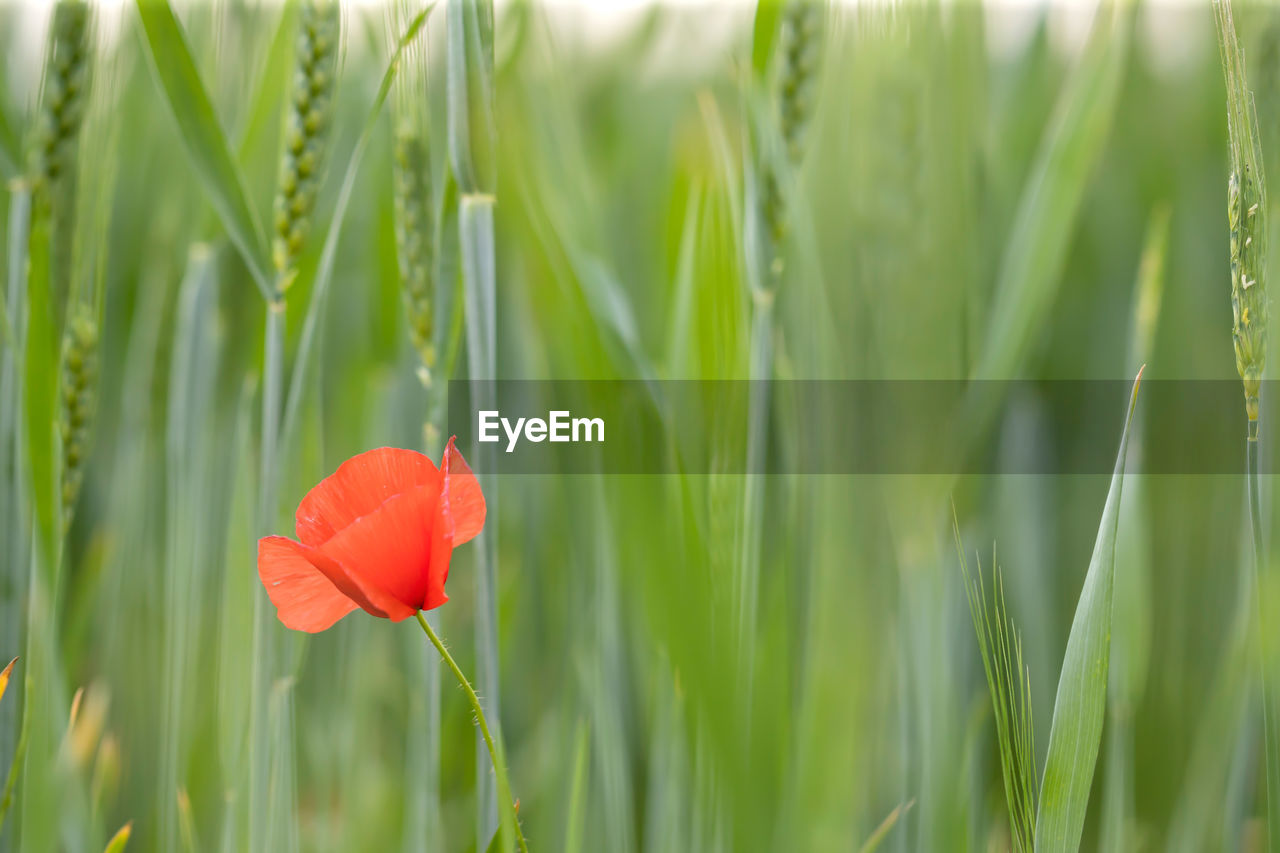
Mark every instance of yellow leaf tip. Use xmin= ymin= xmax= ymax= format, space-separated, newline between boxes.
xmin=1131 ymin=363 xmax=1146 ymax=407
xmin=104 ymin=820 xmax=132 ymax=853
xmin=0 ymin=656 xmax=16 ymax=704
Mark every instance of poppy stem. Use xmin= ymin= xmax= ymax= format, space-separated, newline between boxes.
xmin=414 ymin=612 xmax=529 ymax=853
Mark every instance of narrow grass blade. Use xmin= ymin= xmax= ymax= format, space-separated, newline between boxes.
xmin=2 ymin=188 xmax=32 ymax=802
xmin=278 ymin=4 xmax=434 ymax=450
xmin=0 ymin=287 xmax=12 ymax=363
xmin=159 ymin=246 xmax=218 ymax=851
xmin=23 ymin=204 xmax=61 ymax=576
xmin=955 ymin=533 xmax=1038 ymax=852
xmin=1101 ymin=205 xmax=1166 ymax=851
xmin=425 ymin=170 xmax=464 ymax=446
xmin=235 ymin=0 xmax=300 ymax=164
xmin=972 ymin=6 xmax=1128 ymax=389
xmin=562 ymin=246 xmax=659 ymax=387
xmin=460 ymin=193 xmax=500 ymax=841
xmin=265 ymin=679 xmax=298 ymax=853
xmin=134 ymin=0 xmax=272 ymax=297
xmin=858 ymin=800 xmax=914 ymax=853
xmin=1034 ymin=367 xmax=1144 ymax=852
xmin=446 ymin=0 xmax=496 ymax=194
xmin=1165 ymin=592 xmax=1254 ymax=852
xmin=750 ymin=0 xmax=784 ymax=82
xmin=103 ymin=821 xmax=132 ymax=853
xmin=564 ymin=718 xmax=590 ymax=853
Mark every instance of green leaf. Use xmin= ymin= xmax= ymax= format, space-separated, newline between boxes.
xmin=278 ymin=3 xmax=435 ymax=452
xmin=972 ymin=6 xmax=1129 ymax=388
xmin=0 ymin=673 xmax=30 ymax=834
xmin=0 ymin=99 xmax=19 ymax=181
xmin=22 ymin=202 xmax=60 ymax=574
xmin=858 ymin=800 xmax=914 ymax=853
xmin=446 ymin=0 xmax=497 ymax=194
xmin=103 ymin=821 xmax=133 ymax=853
xmin=236 ymin=0 xmax=300 ymax=164
xmin=1034 ymin=367 xmax=1144 ymax=852
xmin=134 ymin=0 xmax=273 ymax=298
xmin=750 ymin=0 xmax=785 ymax=82
xmin=482 ymin=824 xmax=502 ymax=853
xmin=563 ymin=718 xmax=590 ymax=853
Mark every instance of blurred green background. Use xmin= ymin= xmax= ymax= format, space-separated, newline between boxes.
xmin=1 ymin=0 xmax=1279 ymax=851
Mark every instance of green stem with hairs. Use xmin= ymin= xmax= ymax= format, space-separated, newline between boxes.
xmin=414 ymin=612 xmax=528 ymax=853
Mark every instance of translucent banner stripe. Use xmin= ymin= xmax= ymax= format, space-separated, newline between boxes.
xmin=446 ymin=379 xmax=1273 ymax=475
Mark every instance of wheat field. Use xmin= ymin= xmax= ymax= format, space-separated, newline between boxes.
xmin=0 ymin=1 xmax=1278 ymax=851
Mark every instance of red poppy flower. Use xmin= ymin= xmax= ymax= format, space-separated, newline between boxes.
xmin=258 ymin=438 xmax=485 ymax=633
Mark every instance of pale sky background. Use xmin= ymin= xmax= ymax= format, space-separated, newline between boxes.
xmin=2 ymin=1 xmax=1209 ymax=119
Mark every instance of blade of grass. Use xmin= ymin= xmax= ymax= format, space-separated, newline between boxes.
xmin=278 ymin=4 xmax=435 ymax=451
xmin=1214 ymin=3 xmax=1280 ymax=846
xmin=159 ymin=246 xmax=218 ymax=851
xmin=446 ymin=0 xmax=496 ymax=197
xmin=0 ymin=102 xmax=19 ymax=180
xmin=449 ymin=1 xmax=500 ymax=832
xmin=1101 ymin=205 xmax=1167 ymax=852
xmin=955 ymin=533 xmax=1037 ymax=852
xmin=17 ymin=180 xmax=70 ymax=852
xmin=265 ymin=678 xmax=298 ymax=853
xmin=968 ymin=5 xmax=1129 ymax=418
xmin=459 ymin=192 xmax=501 ymax=843
xmin=564 ymin=718 xmax=590 ymax=853
xmin=248 ymin=296 xmax=284 ymax=852
xmin=858 ymin=800 xmax=914 ymax=853
xmin=1034 ymin=367 xmax=1144 ymax=852
xmin=749 ymin=0 xmax=784 ymax=82
xmin=103 ymin=821 xmax=132 ymax=853
xmin=0 ymin=187 xmax=31 ymax=844
xmin=134 ymin=0 xmax=273 ymax=298
xmin=23 ymin=202 xmax=61 ymax=581
xmin=216 ymin=378 xmax=258 ymax=853
xmin=414 ymin=614 xmax=525 ymax=853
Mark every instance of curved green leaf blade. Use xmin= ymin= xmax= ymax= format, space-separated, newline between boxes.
xmin=750 ymin=0 xmax=784 ymax=82
xmin=134 ymin=0 xmax=272 ymax=298
xmin=1035 ymin=367 xmax=1144 ymax=852
xmin=858 ymin=800 xmax=914 ymax=853
xmin=446 ymin=0 xmax=496 ymax=194
xmin=972 ymin=6 xmax=1129 ymax=388
xmin=103 ymin=821 xmax=132 ymax=853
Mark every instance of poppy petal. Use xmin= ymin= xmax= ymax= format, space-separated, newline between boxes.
xmin=441 ymin=437 xmax=486 ymax=546
xmin=318 ymin=483 xmax=443 ymax=615
xmin=423 ymin=499 xmax=454 ymax=611
xmin=258 ymin=536 xmax=359 ymax=632
xmin=295 ymin=447 xmax=440 ymax=546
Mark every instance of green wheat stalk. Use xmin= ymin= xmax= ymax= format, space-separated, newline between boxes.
xmin=738 ymin=0 xmax=823 ymax=703
xmin=446 ymin=0 xmax=507 ymax=844
xmin=1214 ymin=3 xmax=1280 ymax=848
